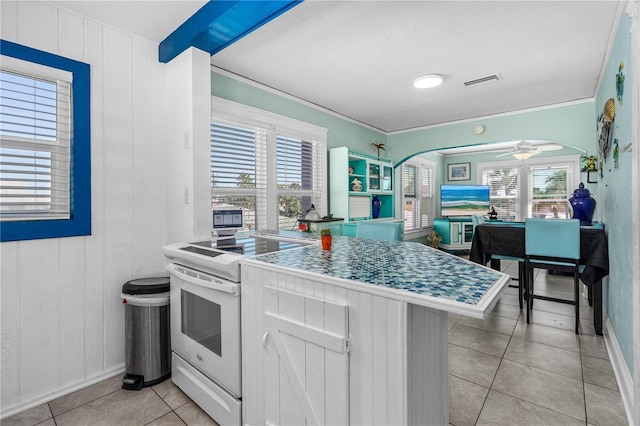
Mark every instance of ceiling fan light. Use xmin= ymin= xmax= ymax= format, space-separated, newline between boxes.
xmin=413 ymin=74 xmax=443 ymax=89
xmin=513 ymin=152 xmax=533 ymax=160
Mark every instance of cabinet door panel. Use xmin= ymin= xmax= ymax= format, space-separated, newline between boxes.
xmin=450 ymin=222 xmax=462 ymax=244
xmin=263 ymin=287 xmax=349 ymax=426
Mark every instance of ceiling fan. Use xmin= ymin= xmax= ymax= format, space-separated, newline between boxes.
xmin=496 ymin=141 xmax=563 ymax=160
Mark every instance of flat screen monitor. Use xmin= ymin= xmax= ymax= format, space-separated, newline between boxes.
xmin=212 ymin=206 xmax=244 ymax=237
xmin=440 ymin=184 xmax=490 ymax=217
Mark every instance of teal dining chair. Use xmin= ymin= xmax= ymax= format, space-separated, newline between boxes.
xmin=471 ymin=214 xmax=525 ymax=309
xmin=356 ymin=221 xmax=404 ymax=241
xmin=525 ymin=218 xmax=583 ymax=333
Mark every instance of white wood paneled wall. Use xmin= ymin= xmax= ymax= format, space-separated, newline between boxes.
xmin=0 ymin=1 xmax=168 ymax=417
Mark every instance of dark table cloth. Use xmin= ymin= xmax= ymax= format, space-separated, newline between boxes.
xmin=469 ymin=224 xmax=609 ymax=286
xmin=469 ymin=223 xmax=609 ymax=334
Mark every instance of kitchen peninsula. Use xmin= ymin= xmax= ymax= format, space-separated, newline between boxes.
xmin=240 ymin=235 xmax=509 ymax=425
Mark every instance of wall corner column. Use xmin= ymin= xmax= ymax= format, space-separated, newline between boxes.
xmin=164 ymin=47 xmax=211 ymax=243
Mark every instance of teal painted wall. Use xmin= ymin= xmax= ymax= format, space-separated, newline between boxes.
xmin=387 ymin=101 xmax=596 ymax=166
xmin=387 ymin=101 xmax=596 ymax=225
xmin=211 ymin=49 xmax=634 ymax=374
xmin=595 ymin=9 xmax=633 ymax=372
xmin=211 ymin=72 xmax=386 ymax=154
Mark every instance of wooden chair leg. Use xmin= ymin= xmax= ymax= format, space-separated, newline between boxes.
xmin=517 ymin=262 xmax=524 ymax=309
xmin=524 ymin=262 xmax=532 ymax=324
xmin=574 ymin=269 xmax=580 ymax=334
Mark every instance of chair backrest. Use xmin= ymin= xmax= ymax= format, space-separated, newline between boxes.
xmin=356 ymin=221 xmax=404 ymax=241
xmin=525 ymin=218 xmax=580 ymax=259
xmin=471 ymin=214 xmax=485 ymax=227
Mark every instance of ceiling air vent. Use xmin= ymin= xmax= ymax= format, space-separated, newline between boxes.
xmin=463 ymin=74 xmax=500 ymax=86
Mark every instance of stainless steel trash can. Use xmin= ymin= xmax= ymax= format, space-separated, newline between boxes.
xmin=121 ymin=277 xmax=170 ymax=390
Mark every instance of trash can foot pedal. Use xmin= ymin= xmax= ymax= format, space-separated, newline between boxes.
xmin=122 ymin=374 xmax=144 ymax=390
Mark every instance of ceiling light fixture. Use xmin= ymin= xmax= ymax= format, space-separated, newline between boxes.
xmin=513 ymin=152 xmax=533 ymax=160
xmin=413 ymin=74 xmax=444 ymax=89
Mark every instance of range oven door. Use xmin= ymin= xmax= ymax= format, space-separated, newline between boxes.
xmin=167 ymin=262 xmax=241 ymax=398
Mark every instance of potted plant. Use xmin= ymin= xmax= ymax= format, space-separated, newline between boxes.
xmin=427 ymin=230 xmax=442 ymax=249
xmin=320 ymin=229 xmax=332 ymax=250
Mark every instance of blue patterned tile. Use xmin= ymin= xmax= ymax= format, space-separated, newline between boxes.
xmin=251 ymin=236 xmax=504 ymax=305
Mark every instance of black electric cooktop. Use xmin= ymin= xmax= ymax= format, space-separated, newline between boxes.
xmin=185 ymin=237 xmax=307 ymax=258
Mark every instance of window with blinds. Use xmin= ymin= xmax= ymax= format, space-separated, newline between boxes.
xmin=0 ymin=69 xmax=71 ymax=220
xmin=211 ymin=121 xmax=267 ymax=231
xmin=529 ymin=164 xmax=572 ymax=218
xmin=482 ymin=166 xmax=520 ymax=221
xmin=479 ymin=157 xmax=578 ymax=222
xmin=0 ymin=40 xmax=91 ymax=242
xmin=211 ymin=119 xmax=325 ymax=231
xmin=276 ymin=134 xmax=322 ymax=230
xmin=402 ymin=160 xmax=434 ymax=232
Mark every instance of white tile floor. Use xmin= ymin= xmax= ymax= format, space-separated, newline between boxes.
xmin=448 ymin=259 xmax=627 ymax=426
xmin=3 ymin=260 xmax=628 ymax=425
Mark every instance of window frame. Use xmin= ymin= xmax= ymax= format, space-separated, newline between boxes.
xmin=477 ymin=154 xmax=580 ymax=222
xmin=402 ymin=157 xmax=436 ymax=237
xmin=211 ymin=97 xmax=327 ymax=231
xmin=0 ymin=40 xmax=91 ymax=242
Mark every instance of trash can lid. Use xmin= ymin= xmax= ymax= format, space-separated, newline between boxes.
xmin=122 ymin=277 xmax=170 ymax=295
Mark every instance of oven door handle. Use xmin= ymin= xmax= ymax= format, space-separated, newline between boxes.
xmin=167 ymin=263 xmax=240 ymax=296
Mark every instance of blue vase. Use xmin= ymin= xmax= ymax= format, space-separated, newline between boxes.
xmin=372 ymin=195 xmax=381 ymax=219
xmin=569 ymin=182 xmax=596 ymax=226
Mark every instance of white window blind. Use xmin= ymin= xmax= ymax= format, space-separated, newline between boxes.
xmin=529 ymin=164 xmax=572 ymax=218
xmin=482 ymin=166 xmax=520 ymax=221
xmin=419 ymin=166 xmax=432 ymax=227
xmin=211 ymin=121 xmax=267 ymax=230
xmin=276 ymin=134 xmax=323 ymax=230
xmin=211 ymin=113 xmax=326 ymax=232
xmin=403 ymin=164 xmax=416 ymax=196
xmin=403 ymin=160 xmax=434 ymax=232
xmin=403 ymin=164 xmax=416 ymax=230
xmin=0 ymin=68 xmax=71 ymax=220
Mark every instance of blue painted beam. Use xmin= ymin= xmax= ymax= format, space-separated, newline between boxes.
xmin=159 ymin=0 xmax=302 ymax=63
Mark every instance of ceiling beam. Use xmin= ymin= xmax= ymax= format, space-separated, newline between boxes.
xmin=159 ymin=0 xmax=302 ymax=63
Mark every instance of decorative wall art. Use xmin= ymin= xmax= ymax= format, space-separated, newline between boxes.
xmin=581 ymin=155 xmax=598 ymax=183
xmin=597 ymin=98 xmax=615 ymax=178
xmin=581 ymin=155 xmax=597 ymax=172
xmin=616 ymin=62 xmax=625 ymax=104
xmin=448 ymin=162 xmax=471 ymax=181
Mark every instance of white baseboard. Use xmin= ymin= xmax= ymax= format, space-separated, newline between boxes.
xmin=603 ymin=312 xmax=635 ymax=426
xmin=0 ymin=365 xmax=125 ymax=420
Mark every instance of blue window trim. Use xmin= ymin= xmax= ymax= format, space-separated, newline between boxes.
xmin=0 ymin=40 xmax=91 ymax=242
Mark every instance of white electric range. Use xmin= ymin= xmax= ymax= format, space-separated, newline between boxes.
xmin=162 ymin=231 xmax=317 ymax=425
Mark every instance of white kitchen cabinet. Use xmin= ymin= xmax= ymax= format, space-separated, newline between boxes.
xmin=433 ymin=218 xmax=474 ymax=251
xmin=241 ymin=262 xmax=449 ymax=426
xmin=240 ymin=235 xmax=509 ymax=425
xmin=262 ymin=286 xmax=349 ymax=425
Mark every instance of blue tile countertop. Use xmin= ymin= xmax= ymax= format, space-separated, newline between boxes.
xmin=242 ymin=235 xmax=510 ymax=319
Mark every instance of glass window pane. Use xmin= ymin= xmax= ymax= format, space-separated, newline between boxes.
xmin=277 ymin=135 xmax=314 ymax=190
xmin=403 ymin=164 xmax=416 ymax=196
xmin=278 ymin=194 xmax=314 ymax=231
xmin=0 ymin=69 xmax=71 ymax=220
xmin=530 ymin=165 xmax=570 ymax=219
xmin=483 ymin=167 xmax=519 ymax=221
xmin=403 ymin=199 xmax=416 ymax=231
xmin=211 ymin=122 xmax=257 ymax=188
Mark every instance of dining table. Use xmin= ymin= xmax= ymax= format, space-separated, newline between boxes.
xmin=469 ymin=222 xmax=609 ymax=335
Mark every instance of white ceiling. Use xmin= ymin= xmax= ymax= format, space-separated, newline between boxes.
xmin=212 ymin=1 xmax=621 ymax=133
xmin=48 ymin=0 xmax=621 ymax=135
xmin=47 ymin=1 xmax=208 ymax=44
